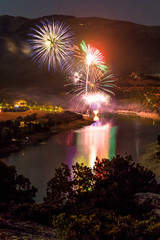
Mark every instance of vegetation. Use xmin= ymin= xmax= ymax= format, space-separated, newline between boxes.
xmin=53 ymin=213 xmax=160 ymax=240
xmin=0 ymin=160 xmax=37 ymax=205
xmin=0 ymin=99 xmax=64 ymax=113
xmin=46 ymin=155 xmax=160 ymax=239
xmin=1 ymin=154 xmax=160 ymax=239
xmin=0 ymin=111 xmax=84 ymax=156
xmin=45 ymin=155 xmax=159 ymax=209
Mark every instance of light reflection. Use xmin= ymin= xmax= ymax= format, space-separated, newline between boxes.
xmin=66 ymin=120 xmax=116 ymax=167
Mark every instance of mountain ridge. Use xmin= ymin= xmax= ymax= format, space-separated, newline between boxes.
xmin=0 ymin=14 xmax=160 ymax=95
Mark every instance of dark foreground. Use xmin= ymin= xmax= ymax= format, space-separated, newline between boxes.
xmin=0 ymin=214 xmax=57 ymax=240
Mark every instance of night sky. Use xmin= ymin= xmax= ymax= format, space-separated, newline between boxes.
xmin=0 ymin=0 xmax=160 ymax=26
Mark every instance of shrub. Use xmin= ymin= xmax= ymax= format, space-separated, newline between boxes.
xmin=11 ymin=203 xmax=59 ymax=225
xmin=0 ymin=160 xmax=37 ymax=205
xmin=53 ymin=212 xmax=160 ymax=240
xmin=45 ymin=155 xmax=160 ymax=213
xmin=93 ymin=155 xmax=160 ymax=212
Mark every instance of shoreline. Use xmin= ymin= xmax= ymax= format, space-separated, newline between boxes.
xmin=1 ymin=109 xmax=159 ymax=158
xmin=0 ymin=116 xmax=94 ymax=158
xmin=114 ymin=109 xmax=160 ymax=120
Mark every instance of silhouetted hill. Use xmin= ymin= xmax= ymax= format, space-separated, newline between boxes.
xmin=0 ymin=14 xmax=160 ymax=95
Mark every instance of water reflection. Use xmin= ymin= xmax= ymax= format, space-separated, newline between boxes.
xmin=66 ymin=120 xmax=117 ymax=167
xmin=5 ymin=115 xmax=160 ymax=202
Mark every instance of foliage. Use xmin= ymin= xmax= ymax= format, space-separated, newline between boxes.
xmin=157 ymin=135 xmax=160 ymax=146
xmin=1 ymin=153 xmax=159 ymax=240
xmin=24 ymin=113 xmax=37 ymax=121
xmin=72 ymin=163 xmax=94 ymax=194
xmin=45 ymin=162 xmax=95 ymax=207
xmin=45 ymin=155 xmax=159 ymax=213
xmin=53 ymin=212 xmax=160 ymax=240
xmin=0 ymin=111 xmax=84 ymax=150
xmin=45 ymin=163 xmax=72 ymax=207
xmin=93 ymin=155 xmax=159 ymax=212
xmin=53 ymin=213 xmax=101 ymax=240
xmin=44 ymin=111 xmax=83 ymax=126
xmin=2 ymin=153 xmax=158 ymax=239
xmin=15 ymin=174 xmax=38 ymax=204
xmin=11 ymin=203 xmax=59 ymax=225
xmin=0 ymin=160 xmax=37 ymax=205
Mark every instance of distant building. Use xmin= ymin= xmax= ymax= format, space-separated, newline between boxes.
xmin=14 ymin=100 xmax=27 ymax=108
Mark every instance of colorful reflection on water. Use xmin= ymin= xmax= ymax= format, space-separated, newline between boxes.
xmin=5 ymin=115 xmax=160 ymax=202
xmin=66 ymin=120 xmax=117 ymax=168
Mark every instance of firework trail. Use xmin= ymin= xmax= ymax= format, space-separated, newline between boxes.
xmin=28 ymin=20 xmax=74 ymax=71
xmin=71 ymin=41 xmax=108 ymax=95
xmin=66 ymin=66 xmax=115 ymax=110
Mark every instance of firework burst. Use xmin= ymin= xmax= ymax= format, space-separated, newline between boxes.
xmin=74 ymin=41 xmax=107 ymax=70
xmin=68 ymin=68 xmax=114 ymax=95
xmin=83 ymin=92 xmax=110 ymax=108
xmin=28 ymin=20 xmax=74 ymax=71
xmin=66 ymin=66 xmax=115 ymax=110
xmin=71 ymin=41 xmax=109 ymax=95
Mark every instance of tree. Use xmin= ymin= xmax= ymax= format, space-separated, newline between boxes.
xmin=0 ymin=160 xmax=37 ymax=204
xmin=93 ymin=155 xmax=159 ymax=212
xmin=45 ymin=163 xmax=72 ymax=207
xmin=24 ymin=113 xmax=37 ymax=122
xmin=45 ymin=162 xmax=94 ymax=207
xmin=157 ymin=135 xmax=160 ymax=146
xmin=45 ymin=155 xmax=160 ymax=213
xmin=15 ymin=175 xmax=37 ymax=204
xmin=0 ymin=160 xmax=16 ymax=203
xmin=72 ymin=163 xmax=94 ymax=194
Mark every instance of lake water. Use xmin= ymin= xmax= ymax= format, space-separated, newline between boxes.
xmin=4 ymin=114 xmax=160 ymax=202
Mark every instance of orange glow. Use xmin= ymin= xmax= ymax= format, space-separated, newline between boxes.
xmin=90 ymin=82 xmax=95 ymax=87
xmin=93 ymin=110 xmax=99 ymax=121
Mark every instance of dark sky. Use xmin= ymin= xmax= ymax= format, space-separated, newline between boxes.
xmin=0 ymin=0 xmax=160 ymax=26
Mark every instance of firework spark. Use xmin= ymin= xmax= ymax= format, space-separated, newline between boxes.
xmin=66 ymin=65 xmax=114 ymax=113
xmin=67 ymin=67 xmax=115 ymax=98
xmin=83 ymin=92 xmax=111 ymax=111
xmin=74 ymin=41 xmax=107 ymax=69
xmin=72 ymin=41 xmax=108 ymax=95
xmin=83 ymin=92 xmax=110 ymax=106
xmin=28 ymin=20 xmax=74 ymax=71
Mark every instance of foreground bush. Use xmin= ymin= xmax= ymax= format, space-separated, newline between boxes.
xmin=45 ymin=155 xmax=160 ymax=213
xmin=45 ymin=155 xmax=160 ymax=239
xmin=93 ymin=155 xmax=160 ymax=212
xmin=53 ymin=212 xmax=160 ymax=240
xmin=0 ymin=160 xmax=37 ymax=205
xmin=11 ymin=203 xmax=59 ymax=225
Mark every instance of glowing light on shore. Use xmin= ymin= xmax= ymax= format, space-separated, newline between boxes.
xmin=93 ymin=110 xmax=99 ymax=121
xmin=28 ymin=20 xmax=74 ymax=71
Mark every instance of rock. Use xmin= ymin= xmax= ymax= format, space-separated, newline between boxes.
xmin=0 ymin=216 xmax=57 ymax=240
xmin=135 ymin=192 xmax=160 ymax=209
xmin=134 ymin=192 xmax=160 ymax=218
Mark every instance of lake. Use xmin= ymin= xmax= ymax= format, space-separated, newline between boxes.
xmin=4 ymin=114 xmax=160 ymax=202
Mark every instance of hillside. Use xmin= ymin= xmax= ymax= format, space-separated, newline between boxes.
xmin=0 ymin=14 xmax=160 ymax=96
